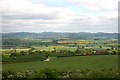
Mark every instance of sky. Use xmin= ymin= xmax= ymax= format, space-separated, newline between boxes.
xmin=1 ymin=0 xmax=119 ymax=33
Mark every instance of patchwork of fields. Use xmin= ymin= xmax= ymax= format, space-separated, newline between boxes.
xmin=1 ymin=32 xmax=119 ymax=78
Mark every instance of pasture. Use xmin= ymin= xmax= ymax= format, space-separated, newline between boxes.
xmin=2 ymin=55 xmax=118 ymax=71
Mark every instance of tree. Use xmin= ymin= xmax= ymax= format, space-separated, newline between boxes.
xmin=100 ymin=46 xmax=102 ymax=48
xmin=75 ymin=48 xmax=79 ymax=53
xmin=115 ymin=48 xmax=117 ymax=50
xmin=77 ymin=45 xmax=80 ymax=49
xmin=45 ymin=45 xmax=48 ymax=47
xmin=52 ymin=40 xmax=58 ymax=44
xmin=111 ymin=50 xmax=117 ymax=55
xmin=82 ymin=46 xmax=84 ymax=49
xmin=111 ymin=46 xmax=114 ymax=50
xmin=45 ymin=52 xmax=50 ymax=58
xmin=75 ymin=43 xmax=77 ymax=45
xmin=104 ymin=51 xmax=109 ymax=55
xmin=20 ymin=51 xmax=26 ymax=56
xmin=10 ymin=52 xmax=18 ymax=59
xmin=86 ymin=45 xmax=89 ymax=47
xmin=106 ymin=48 xmax=110 ymax=50
xmin=54 ymin=47 xmax=56 ymax=52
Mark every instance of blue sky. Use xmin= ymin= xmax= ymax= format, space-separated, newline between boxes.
xmin=1 ymin=0 xmax=118 ymax=33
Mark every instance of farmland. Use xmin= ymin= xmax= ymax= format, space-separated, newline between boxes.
xmin=1 ymin=32 xmax=119 ymax=79
xmin=3 ymin=55 xmax=118 ymax=71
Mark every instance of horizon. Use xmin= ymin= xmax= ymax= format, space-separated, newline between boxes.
xmin=1 ymin=31 xmax=118 ymax=34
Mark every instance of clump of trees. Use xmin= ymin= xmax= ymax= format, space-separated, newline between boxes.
xmin=7 ymin=46 xmax=119 ymax=60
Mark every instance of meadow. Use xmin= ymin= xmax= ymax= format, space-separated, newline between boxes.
xmin=3 ymin=55 xmax=118 ymax=71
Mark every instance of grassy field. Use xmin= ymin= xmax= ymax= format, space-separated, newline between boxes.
xmin=2 ymin=55 xmax=118 ymax=71
xmin=32 ymin=45 xmax=111 ymax=51
xmin=32 ymin=46 xmax=77 ymax=51
xmin=1 ymin=48 xmax=30 ymax=52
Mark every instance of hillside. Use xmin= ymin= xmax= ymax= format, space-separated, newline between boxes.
xmin=2 ymin=32 xmax=118 ymax=39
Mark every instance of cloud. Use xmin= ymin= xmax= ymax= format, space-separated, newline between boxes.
xmin=1 ymin=0 xmax=118 ymax=33
xmin=1 ymin=0 xmax=75 ymax=20
xmin=65 ymin=0 xmax=119 ymax=11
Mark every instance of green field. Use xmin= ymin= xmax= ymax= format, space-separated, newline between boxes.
xmin=2 ymin=55 xmax=118 ymax=71
xmin=1 ymin=49 xmax=30 ymax=52
xmin=32 ymin=46 xmax=77 ymax=51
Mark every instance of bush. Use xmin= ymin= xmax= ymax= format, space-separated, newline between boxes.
xmin=2 ymin=70 xmax=32 ymax=79
xmin=2 ymin=70 xmax=16 ymax=78
xmin=2 ymin=68 xmax=119 ymax=79
xmin=30 ymin=68 xmax=59 ymax=79
xmin=58 ymin=69 xmax=120 ymax=78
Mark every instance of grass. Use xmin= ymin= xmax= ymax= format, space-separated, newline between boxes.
xmin=2 ymin=48 xmax=31 ymax=57
xmin=2 ymin=53 xmax=46 ymax=63
xmin=1 ymin=48 xmax=30 ymax=52
xmin=32 ymin=46 xmax=77 ymax=51
xmin=2 ymin=55 xmax=118 ymax=71
xmin=84 ymin=46 xmax=111 ymax=50
xmin=31 ymin=45 xmax=111 ymax=52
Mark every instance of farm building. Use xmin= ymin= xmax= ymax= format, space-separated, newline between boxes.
xmin=83 ymin=52 xmax=91 ymax=55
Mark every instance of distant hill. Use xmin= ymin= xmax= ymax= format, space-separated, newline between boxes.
xmin=2 ymin=32 xmax=118 ymax=39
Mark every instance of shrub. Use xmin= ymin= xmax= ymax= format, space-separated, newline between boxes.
xmin=2 ymin=70 xmax=32 ymax=79
xmin=2 ymin=70 xmax=16 ymax=78
xmin=30 ymin=68 xmax=59 ymax=79
xmin=57 ymin=69 xmax=120 ymax=78
xmin=2 ymin=68 xmax=119 ymax=79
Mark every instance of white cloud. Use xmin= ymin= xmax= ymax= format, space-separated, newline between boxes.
xmin=1 ymin=0 xmax=118 ymax=33
xmin=1 ymin=0 xmax=75 ymax=20
xmin=66 ymin=0 xmax=119 ymax=11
